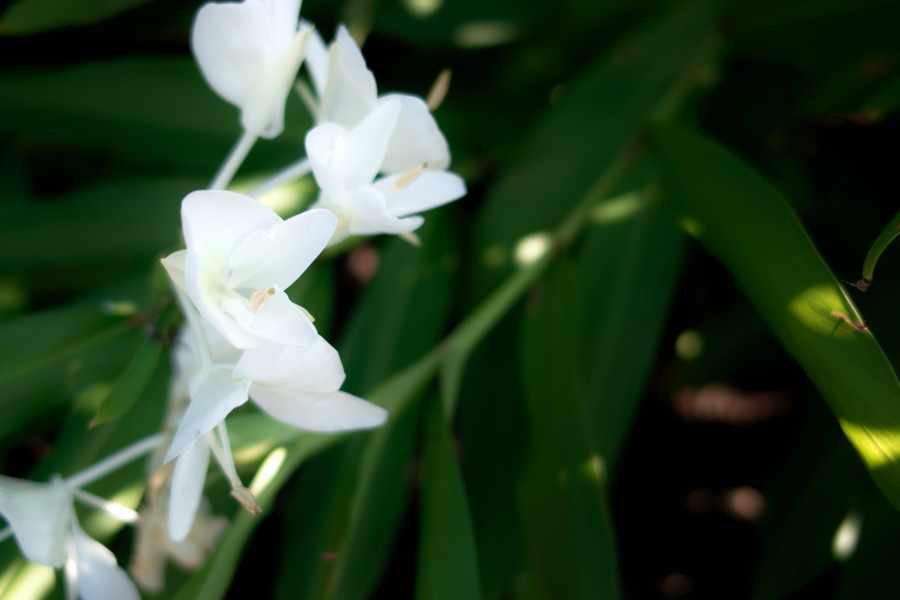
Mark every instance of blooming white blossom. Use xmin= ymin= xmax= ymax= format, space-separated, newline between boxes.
xmin=192 ymin=0 xmax=312 ymax=138
xmin=0 ymin=475 xmax=140 ymax=600
xmin=306 ymin=99 xmax=466 ymax=244
xmin=299 ymin=26 xmax=466 ymax=243
xmin=304 ymin=25 xmax=451 ymax=172
xmin=162 ymin=318 xmax=386 ymax=540
xmin=161 ymin=190 xmax=336 ymax=349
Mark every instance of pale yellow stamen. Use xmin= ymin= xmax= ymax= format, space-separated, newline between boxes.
xmin=390 ymin=164 xmax=427 ymax=193
xmin=249 ymin=288 xmax=275 ymax=313
xmin=426 ymin=69 xmax=452 ymax=111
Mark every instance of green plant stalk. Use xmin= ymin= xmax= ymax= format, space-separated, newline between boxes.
xmin=859 ymin=208 xmax=900 ymax=289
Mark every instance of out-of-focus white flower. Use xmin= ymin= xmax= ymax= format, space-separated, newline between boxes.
xmin=129 ymin=477 xmax=227 ymax=591
xmin=192 ymin=0 xmax=312 ymax=138
xmin=0 ymin=475 xmax=140 ymax=600
xmin=306 ymin=100 xmax=466 ymax=244
xmin=161 ymin=190 xmax=336 ymax=349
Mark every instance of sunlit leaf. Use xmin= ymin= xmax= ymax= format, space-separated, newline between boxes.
xmin=651 ymin=121 xmax=900 ymax=509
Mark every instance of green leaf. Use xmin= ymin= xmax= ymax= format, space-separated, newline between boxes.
xmin=518 ymin=260 xmax=621 ymax=599
xmin=0 ymin=302 xmax=142 ymax=438
xmin=473 ymin=1 xmax=718 ymax=293
xmin=1 ymin=0 xmax=154 ymax=35
xmin=416 ymin=397 xmax=481 ymax=600
xmin=0 ymin=177 xmax=197 ymax=271
xmin=91 ymin=335 xmax=163 ymax=427
xmin=650 ymin=121 xmax=900 ymax=509
xmin=575 ymin=167 xmax=685 ymax=472
xmin=0 ymin=57 xmax=311 ymax=171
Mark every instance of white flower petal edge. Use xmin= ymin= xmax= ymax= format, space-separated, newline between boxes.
xmin=71 ymin=524 xmax=140 ymax=600
xmin=163 ymin=190 xmax=336 ymax=349
xmin=253 ymin=390 xmax=387 ymax=431
xmin=192 ymin=0 xmax=311 ymax=138
xmin=165 ymin=367 xmax=252 ymax=463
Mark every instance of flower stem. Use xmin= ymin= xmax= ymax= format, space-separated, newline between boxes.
xmin=71 ymin=488 xmax=140 ymax=524
xmin=0 ymin=527 xmax=12 ymax=544
xmin=210 ymin=129 xmax=258 ymax=191
xmin=66 ymin=434 xmax=163 ymax=489
xmin=248 ymin=157 xmax=312 ymax=198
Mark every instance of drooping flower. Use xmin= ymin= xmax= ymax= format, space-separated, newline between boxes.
xmin=162 ymin=318 xmax=387 ymax=540
xmin=161 ymin=190 xmax=336 ymax=349
xmin=306 ymin=99 xmax=466 ymax=244
xmin=192 ymin=0 xmax=313 ymax=138
xmin=0 ymin=475 xmax=140 ymax=600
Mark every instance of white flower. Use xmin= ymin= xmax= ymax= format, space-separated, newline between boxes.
xmin=162 ymin=320 xmax=387 ymax=540
xmin=161 ymin=190 xmax=336 ymax=349
xmin=304 ymin=25 xmax=452 ymax=172
xmin=306 ymin=99 xmax=466 ymax=244
xmin=0 ymin=475 xmax=139 ymax=600
xmin=192 ymin=0 xmax=312 ymax=138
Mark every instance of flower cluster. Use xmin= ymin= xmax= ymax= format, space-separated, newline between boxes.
xmin=0 ymin=0 xmax=464 ymax=597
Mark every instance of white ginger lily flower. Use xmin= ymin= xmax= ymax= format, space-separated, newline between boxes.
xmin=163 ymin=320 xmax=386 ymax=541
xmin=161 ymin=190 xmax=336 ymax=349
xmin=303 ymin=25 xmax=452 ymax=172
xmin=306 ymin=99 xmax=466 ymax=244
xmin=0 ymin=475 xmax=139 ymax=600
xmin=192 ymin=0 xmax=312 ymax=139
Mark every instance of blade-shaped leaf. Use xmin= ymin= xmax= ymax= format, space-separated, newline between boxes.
xmin=650 ymin=121 xmax=900 ymax=509
xmin=518 ymin=260 xmax=621 ymax=599
xmin=1 ymin=0 xmax=156 ymax=36
xmin=416 ymin=397 xmax=480 ymax=600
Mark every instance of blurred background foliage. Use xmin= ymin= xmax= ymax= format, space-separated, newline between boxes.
xmin=1 ymin=0 xmax=900 ymax=598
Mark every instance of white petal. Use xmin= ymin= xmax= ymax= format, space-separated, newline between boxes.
xmin=226 ymin=208 xmax=337 ymax=292
xmin=303 ymin=23 xmax=329 ymax=96
xmin=319 ymin=25 xmax=378 ymax=126
xmin=306 ymin=123 xmax=350 ymax=199
xmin=259 ymin=390 xmax=387 ymax=431
xmin=261 ymin=0 xmax=302 ymax=46
xmin=165 ymin=367 xmax=251 ymax=463
xmin=380 ymin=94 xmax=451 ymax=173
xmin=168 ymin=441 xmax=211 ymax=543
xmin=191 ymin=0 xmax=273 ymax=109
xmin=333 ymin=99 xmax=401 ymax=189
xmin=242 ymin=26 xmax=311 ymax=138
xmin=71 ymin=524 xmax=140 ymax=600
xmin=0 ymin=476 xmax=72 ymax=567
xmin=160 ymin=250 xmax=188 ymax=293
xmin=344 ymin=187 xmax=424 ymax=236
xmin=376 ymin=170 xmax=467 ymax=217
xmin=221 ymin=287 xmax=318 ymax=346
xmin=236 ymin=335 xmax=345 ymax=391
xmin=182 ymin=190 xmax=281 ymax=258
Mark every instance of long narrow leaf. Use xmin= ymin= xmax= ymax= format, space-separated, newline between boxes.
xmin=651 ymin=121 xmax=900 ymax=509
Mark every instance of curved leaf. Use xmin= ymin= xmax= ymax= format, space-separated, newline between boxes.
xmin=650 ymin=121 xmax=900 ymax=509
